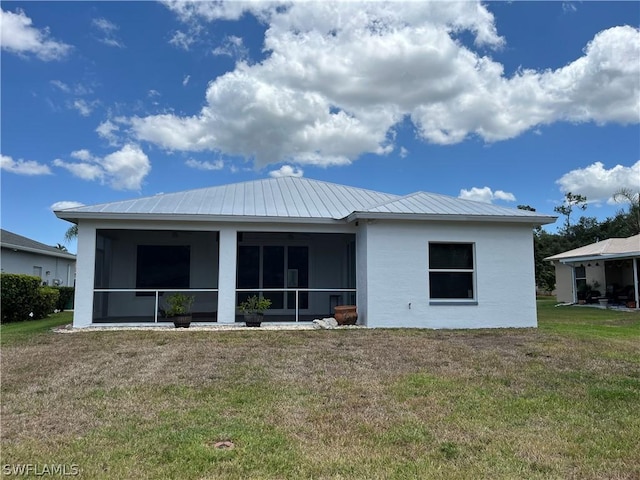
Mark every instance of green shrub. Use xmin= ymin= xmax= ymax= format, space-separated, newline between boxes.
xmin=33 ymin=287 xmax=60 ymax=319
xmin=1 ymin=274 xmax=61 ymax=323
xmin=54 ymin=286 xmax=75 ymax=311
xmin=1 ymin=274 xmax=41 ymax=323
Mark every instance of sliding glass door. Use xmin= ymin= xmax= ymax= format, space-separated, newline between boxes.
xmin=237 ymin=245 xmax=309 ymax=309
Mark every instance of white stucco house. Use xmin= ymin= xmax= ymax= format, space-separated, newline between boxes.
xmin=545 ymin=234 xmax=639 ymax=308
xmin=54 ymin=177 xmax=556 ymax=329
xmin=1 ymin=229 xmax=76 ymax=286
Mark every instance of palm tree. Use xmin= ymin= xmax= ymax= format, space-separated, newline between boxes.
xmin=613 ymin=188 xmax=640 ymax=235
xmin=64 ymin=224 xmax=78 ymax=243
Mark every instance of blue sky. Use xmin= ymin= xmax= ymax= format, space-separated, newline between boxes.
xmin=2 ymin=1 xmax=639 ymax=253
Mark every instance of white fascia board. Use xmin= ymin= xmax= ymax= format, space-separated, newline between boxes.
xmin=54 ymin=211 xmax=348 ymax=226
xmin=556 ymin=252 xmax=640 ymax=264
xmin=345 ymin=211 xmax=557 ymax=226
xmin=1 ymin=244 xmax=76 ymax=260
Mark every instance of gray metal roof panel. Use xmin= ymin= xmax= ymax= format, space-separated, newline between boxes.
xmin=1 ymin=229 xmax=76 ymax=259
xmin=361 ymin=191 xmax=548 ymax=218
xmin=56 ymin=177 xmax=399 ymax=220
xmin=54 ymin=177 xmax=555 ymax=225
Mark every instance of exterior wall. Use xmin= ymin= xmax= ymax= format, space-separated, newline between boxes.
xmin=1 ymin=248 xmax=75 ymax=286
xmin=361 ymin=220 xmax=538 ymax=329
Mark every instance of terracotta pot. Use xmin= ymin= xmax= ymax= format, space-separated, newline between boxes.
xmin=334 ymin=305 xmax=358 ymax=325
xmin=627 ymin=301 xmax=637 ymax=309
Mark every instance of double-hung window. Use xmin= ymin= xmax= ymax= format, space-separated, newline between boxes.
xmin=428 ymin=243 xmax=476 ymax=302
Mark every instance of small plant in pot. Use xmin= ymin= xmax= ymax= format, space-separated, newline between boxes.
xmin=164 ymin=293 xmax=195 ymax=328
xmin=239 ymin=295 xmax=271 ymax=327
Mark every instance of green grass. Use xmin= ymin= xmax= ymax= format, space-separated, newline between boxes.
xmin=1 ymin=302 xmax=638 ymax=479
xmin=0 ymin=311 xmax=73 ymax=346
xmin=537 ymin=296 xmax=640 ymax=339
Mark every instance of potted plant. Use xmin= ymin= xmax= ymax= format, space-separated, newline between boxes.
xmin=334 ymin=305 xmax=358 ymax=325
xmin=164 ymin=293 xmax=195 ymax=328
xmin=239 ymin=295 xmax=271 ymax=327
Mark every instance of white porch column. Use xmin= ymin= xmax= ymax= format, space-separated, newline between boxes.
xmin=355 ymin=222 xmax=368 ymax=326
xmin=73 ymin=222 xmax=96 ymax=328
xmin=633 ymin=258 xmax=639 ymax=310
xmin=217 ymin=227 xmax=238 ymax=323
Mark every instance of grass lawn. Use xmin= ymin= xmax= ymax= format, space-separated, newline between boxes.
xmin=1 ymin=300 xmax=638 ymax=479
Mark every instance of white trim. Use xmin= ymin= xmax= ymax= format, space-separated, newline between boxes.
xmin=346 ymin=211 xmax=556 ymax=225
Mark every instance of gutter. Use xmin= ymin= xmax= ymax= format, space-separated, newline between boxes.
xmin=345 ymin=211 xmax=557 ymax=226
xmin=1 ymin=243 xmax=76 ymax=260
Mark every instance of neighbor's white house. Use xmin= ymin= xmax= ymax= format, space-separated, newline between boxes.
xmin=54 ymin=177 xmax=556 ymax=329
xmin=545 ymin=234 xmax=639 ymax=308
xmin=1 ymin=229 xmax=76 ymax=286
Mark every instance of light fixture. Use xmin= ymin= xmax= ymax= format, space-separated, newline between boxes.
xmin=595 ymin=262 xmax=599 ymax=266
xmin=587 ymin=263 xmax=591 ymax=267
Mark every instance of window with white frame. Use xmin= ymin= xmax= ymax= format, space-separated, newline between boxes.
xmin=428 ymin=243 xmax=475 ymax=300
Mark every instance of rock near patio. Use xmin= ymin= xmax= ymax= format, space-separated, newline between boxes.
xmin=312 ymin=318 xmax=339 ymax=329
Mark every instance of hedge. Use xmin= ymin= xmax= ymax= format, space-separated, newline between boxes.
xmin=55 ymin=286 xmax=75 ymax=311
xmin=1 ymin=274 xmax=60 ymax=323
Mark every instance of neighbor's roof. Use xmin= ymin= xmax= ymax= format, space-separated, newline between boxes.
xmin=55 ymin=177 xmax=556 ymax=225
xmin=1 ymin=229 xmax=76 ymax=260
xmin=545 ymin=234 xmax=640 ymax=263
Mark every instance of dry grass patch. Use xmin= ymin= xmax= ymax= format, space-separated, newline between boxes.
xmin=1 ymin=305 xmax=639 ymax=479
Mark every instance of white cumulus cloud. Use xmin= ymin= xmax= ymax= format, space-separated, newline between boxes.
xmin=1 ymin=154 xmax=52 ymax=175
xmin=52 ymin=144 xmax=150 ymax=191
xmin=269 ymin=165 xmax=304 ymax=178
xmin=134 ymin=2 xmax=639 ymax=170
xmin=459 ymin=187 xmax=516 ymax=203
xmin=556 ymin=160 xmax=640 ymax=205
xmin=1 ymin=8 xmax=71 ymax=60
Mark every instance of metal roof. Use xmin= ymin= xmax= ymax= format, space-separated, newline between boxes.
xmin=56 ymin=177 xmax=397 ymax=221
xmin=545 ymin=234 xmax=640 ymax=262
xmin=1 ymin=229 xmax=76 ymax=259
xmin=350 ymin=191 xmax=552 ymax=221
xmin=55 ymin=177 xmax=556 ymax=225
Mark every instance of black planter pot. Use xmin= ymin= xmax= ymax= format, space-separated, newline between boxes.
xmin=172 ymin=315 xmax=192 ymax=328
xmin=244 ymin=313 xmax=263 ymax=327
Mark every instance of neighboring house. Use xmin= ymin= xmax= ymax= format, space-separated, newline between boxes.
xmin=54 ymin=177 xmax=556 ymax=329
xmin=1 ymin=229 xmax=76 ymax=287
xmin=545 ymin=234 xmax=639 ymax=308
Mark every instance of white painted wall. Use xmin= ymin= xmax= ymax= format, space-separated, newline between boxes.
xmin=360 ymin=220 xmax=538 ymax=329
xmin=1 ymin=248 xmax=75 ymax=286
